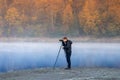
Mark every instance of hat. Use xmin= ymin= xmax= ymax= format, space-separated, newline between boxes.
xmin=63 ymin=37 xmax=68 ymax=40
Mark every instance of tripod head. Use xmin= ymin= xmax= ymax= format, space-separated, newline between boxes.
xmin=59 ymin=39 xmax=63 ymax=42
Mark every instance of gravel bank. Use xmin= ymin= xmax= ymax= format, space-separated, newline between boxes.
xmin=0 ymin=68 xmax=120 ymax=80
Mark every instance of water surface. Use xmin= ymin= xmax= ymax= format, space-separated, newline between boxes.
xmin=0 ymin=42 xmax=120 ymax=72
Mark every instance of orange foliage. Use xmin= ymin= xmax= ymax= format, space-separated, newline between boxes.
xmin=5 ymin=7 xmax=22 ymax=26
xmin=79 ymin=0 xmax=100 ymax=35
xmin=108 ymin=0 xmax=120 ymax=22
xmin=0 ymin=0 xmax=119 ymax=37
xmin=63 ymin=3 xmax=73 ymax=32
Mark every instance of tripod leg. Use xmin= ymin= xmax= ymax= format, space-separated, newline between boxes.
xmin=53 ymin=45 xmax=62 ymax=69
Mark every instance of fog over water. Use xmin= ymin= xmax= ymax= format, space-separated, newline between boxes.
xmin=0 ymin=42 xmax=120 ymax=72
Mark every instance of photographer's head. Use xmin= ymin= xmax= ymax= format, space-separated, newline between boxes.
xmin=63 ymin=37 xmax=68 ymax=42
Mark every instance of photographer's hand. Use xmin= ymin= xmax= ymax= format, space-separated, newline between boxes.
xmin=59 ymin=39 xmax=63 ymax=42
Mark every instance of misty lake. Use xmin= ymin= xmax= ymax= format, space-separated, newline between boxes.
xmin=0 ymin=42 xmax=120 ymax=72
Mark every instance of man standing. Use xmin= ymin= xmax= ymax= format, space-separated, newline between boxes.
xmin=60 ymin=37 xmax=72 ymax=69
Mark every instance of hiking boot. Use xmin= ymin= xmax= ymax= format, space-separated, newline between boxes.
xmin=65 ymin=67 xmax=71 ymax=70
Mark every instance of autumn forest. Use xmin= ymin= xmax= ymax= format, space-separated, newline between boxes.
xmin=0 ymin=0 xmax=120 ymax=38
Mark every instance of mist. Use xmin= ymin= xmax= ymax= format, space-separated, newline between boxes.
xmin=0 ymin=42 xmax=120 ymax=72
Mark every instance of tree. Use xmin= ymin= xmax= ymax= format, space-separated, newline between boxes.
xmin=62 ymin=2 xmax=73 ymax=34
xmin=5 ymin=7 xmax=22 ymax=26
xmin=0 ymin=0 xmax=119 ymax=37
xmin=0 ymin=16 xmax=4 ymax=36
xmin=71 ymin=0 xmax=85 ymax=35
xmin=79 ymin=0 xmax=101 ymax=36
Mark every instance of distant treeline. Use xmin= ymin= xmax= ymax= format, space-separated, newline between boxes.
xmin=0 ymin=0 xmax=120 ymax=37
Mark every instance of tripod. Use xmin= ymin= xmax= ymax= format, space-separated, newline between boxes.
xmin=53 ymin=44 xmax=62 ymax=69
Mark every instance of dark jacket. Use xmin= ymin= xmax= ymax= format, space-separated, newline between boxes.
xmin=62 ymin=40 xmax=72 ymax=52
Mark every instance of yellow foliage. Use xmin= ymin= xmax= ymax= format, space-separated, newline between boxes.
xmin=63 ymin=3 xmax=73 ymax=25
xmin=79 ymin=0 xmax=101 ymax=35
xmin=0 ymin=0 xmax=119 ymax=37
xmin=108 ymin=0 xmax=120 ymax=22
xmin=0 ymin=0 xmax=2 ymax=9
xmin=5 ymin=7 xmax=22 ymax=26
xmin=0 ymin=16 xmax=3 ymax=26
xmin=20 ymin=14 xmax=28 ymax=22
xmin=32 ymin=16 xmax=37 ymax=21
xmin=0 ymin=16 xmax=4 ymax=36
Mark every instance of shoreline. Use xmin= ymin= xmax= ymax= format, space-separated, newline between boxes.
xmin=0 ymin=67 xmax=120 ymax=80
xmin=0 ymin=37 xmax=120 ymax=43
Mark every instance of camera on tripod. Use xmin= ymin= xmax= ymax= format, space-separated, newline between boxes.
xmin=59 ymin=39 xmax=63 ymax=42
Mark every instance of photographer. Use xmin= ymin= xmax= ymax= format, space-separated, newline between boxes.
xmin=59 ymin=37 xmax=72 ymax=69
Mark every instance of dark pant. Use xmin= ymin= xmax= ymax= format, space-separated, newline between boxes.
xmin=65 ymin=50 xmax=71 ymax=68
